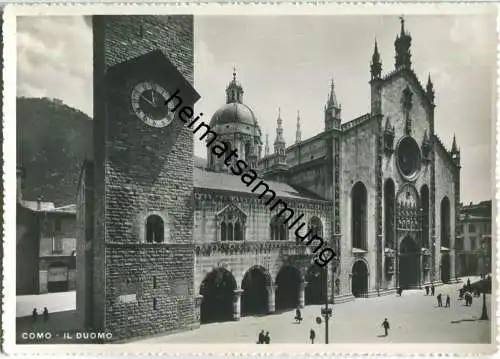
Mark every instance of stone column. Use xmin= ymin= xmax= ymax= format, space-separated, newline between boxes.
xmin=298 ymin=282 xmax=307 ymax=308
xmin=266 ymin=285 xmax=276 ymax=313
xmin=233 ymin=289 xmax=243 ymax=321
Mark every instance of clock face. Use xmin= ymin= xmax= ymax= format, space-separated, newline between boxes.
xmin=131 ymin=82 xmax=175 ymax=128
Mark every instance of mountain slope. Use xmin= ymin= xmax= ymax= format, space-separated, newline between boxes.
xmin=17 ymin=97 xmax=93 ymax=206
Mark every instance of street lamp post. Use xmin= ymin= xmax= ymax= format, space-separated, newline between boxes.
xmin=321 ymin=260 xmax=332 ymax=344
xmin=479 ymin=239 xmax=489 ymax=320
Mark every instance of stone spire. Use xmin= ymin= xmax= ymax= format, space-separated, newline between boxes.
xmin=225 ymin=66 xmax=244 ymax=104
xmin=370 ymin=38 xmax=382 ymax=80
xmin=274 ymin=108 xmax=286 ymax=164
xmin=325 ymin=79 xmax=342 ymax=131
xmin=426 ymin=74 xmax=435 ymax=104
xmin=265 ymin=133 xmax=270 ymax=157
xmin=450 ymin=133 xmax=460 ymax=166
xmin=295 ymin=110 xmax=302 ymax=144
xmin=327 ymin=79 xmax=338 ymax=108
xmin=274 ymin=108 xmax=286 ymax=151
xmin=451 ymin=134 xmax=458 ymax=153
xmin=394 ymin=17 xmax=412 ymax=70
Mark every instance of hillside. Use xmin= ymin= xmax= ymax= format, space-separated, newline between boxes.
xmin=17 ymin=97 xmax=93 ymax=206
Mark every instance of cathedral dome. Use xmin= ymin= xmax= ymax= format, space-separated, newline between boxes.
xmin=210 ymin=102 xmax=257 ymax=127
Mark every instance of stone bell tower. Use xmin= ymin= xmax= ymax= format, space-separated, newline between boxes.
xmin=77 ymin=15 xmax=199 ymax=341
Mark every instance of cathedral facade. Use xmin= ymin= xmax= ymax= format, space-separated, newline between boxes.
xmin=77 ymin=15 xmax=459 ymax=341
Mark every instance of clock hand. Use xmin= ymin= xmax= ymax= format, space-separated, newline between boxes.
xmin=152 ymin=91 xmax=157 ymax=107
xmin=141 ymin=95 xmax=154 ymax=106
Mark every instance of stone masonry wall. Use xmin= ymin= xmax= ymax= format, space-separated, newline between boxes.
xmin=92 ymin=15 xmax=195 ymax=340
xmin=340 ymin=119 xmax=377 ymax=295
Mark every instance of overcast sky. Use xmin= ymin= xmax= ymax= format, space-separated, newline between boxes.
xmin=17 ymin=14 xmax=496 ymax=204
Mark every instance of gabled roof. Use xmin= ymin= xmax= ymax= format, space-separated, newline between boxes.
xmin=193 ymin=167 xmax=327 ymax=203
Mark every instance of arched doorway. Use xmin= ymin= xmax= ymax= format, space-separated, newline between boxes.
xmin=305 ymin=265 xmax=326 ymax=305
xmin=399 ymin=236 xmax=419 ymax=288
xmin=441 ymin=254 xmax=451 ymax=283
xmin=275 ymin=266 xmax=301 ymax=310
xmin=241 ymin=266 xmax=270 ymax=316
xmin=351 ymin=260 xmax=368 ymax=298
xmin=200 ymin=268 xmax=236 ymax=324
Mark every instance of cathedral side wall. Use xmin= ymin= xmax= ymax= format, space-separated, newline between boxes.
xmin=340 ymin=120 xmax=377 ymax=293
xmin=193 ymin=192 xmax=332 ymax=290
xmin=434 ymin=144 xmax=458 ymax=280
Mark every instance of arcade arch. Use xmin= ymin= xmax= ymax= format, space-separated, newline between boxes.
xmin=305 ymin=265 xmax=326 ymax=305
xmin=275 ymin=266 xmax=301 ymax=310
xmin=241 ymin=266 xmax=271 ymax=316
xmin=199 ymin=267 xmax=237 ymax=324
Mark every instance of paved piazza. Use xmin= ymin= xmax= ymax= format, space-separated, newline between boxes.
xmin=138 ymin=280 xmax=491 ymax=344
xmin=16 ymin=278 xmax=490 ymax=344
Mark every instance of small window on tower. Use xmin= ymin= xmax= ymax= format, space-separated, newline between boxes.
xmin=146 ymin=215 xmax=164 ymax=243
xmin=153 ymin=298 xmax=158 ymax=310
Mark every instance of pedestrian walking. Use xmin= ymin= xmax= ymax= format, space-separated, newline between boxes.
xmin=264 ymin=331 xmax=270 ymax=344
xmin=431 ymin=284 xmax=435 ymax=296
xmin=445 ymin=295 xmax=450 ymax=308
xmin=257 ymin=330 xmax=265 ymax=344
xmin=425 ymin=286 xmax=429 ymax=296
xmin=309 ymin=329 xmax=316 ymax=344
xmin=32 ymin=308 xmax=37 ymax=323
xmin=437 ymin=293 xmax=442 ymax=307
xmin=464 ymin=291 xmax=472 ymax=306
xmin=381 ymin=318 xmax=390 ymax=336
xmin=43 ymin=307 xmax=49 ymax=322
xmin=295 ymin=307 xmax=303 ymax=323
xmin=467 ymin=278 xmax=471 ymax=291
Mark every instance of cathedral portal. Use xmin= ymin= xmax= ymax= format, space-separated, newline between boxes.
xmin=399 ymin=236 xmax=419 ymax=289
xmin=351 ymin=260 xmax=369 ymax=298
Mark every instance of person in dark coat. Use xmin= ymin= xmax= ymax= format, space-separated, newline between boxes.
xmin=445 ymin=295 xmax=450 ymax=308
xmin=467 ymin=278 xmax=471 ymax=291
xmin=431 ymin=284 xmax=435 ymax=296
xmin=309 ymin=329 xmax=316 ymax=344
xmin=32 ymin=308 xmax=38 ymax=323
xmin=382 ymin=318 xmax=390 ymax=336
xmin=43 ymin=307 xmax=49 ymax=322
xmin=264 ymin=332 xmax=270 ymax=344
xmin=295 ymin=308 xmax=302 ymax=323
xmin=437 ymin=293 xmax=442 ymax=307
xmin=425 ymin=286 xmax=429 ymax=296
xmin=258 ymin=330 xmax=265 ymax=344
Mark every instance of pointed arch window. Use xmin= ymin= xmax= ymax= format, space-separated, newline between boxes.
xmin=217 ymin=204 xmax=247 ymax=242
xmin=308 ymin=216 xmax=323 ymax=238
xmin=352 ymin=182 xmax=368 ymax=250
xmin=271 ymin=216 xmax=288 ymax=241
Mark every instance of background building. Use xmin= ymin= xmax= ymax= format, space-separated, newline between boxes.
xmin=456 ymin=200 xmax=492 ymax=276
xmin=16 ymin=166 xmax=77 ymax=295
